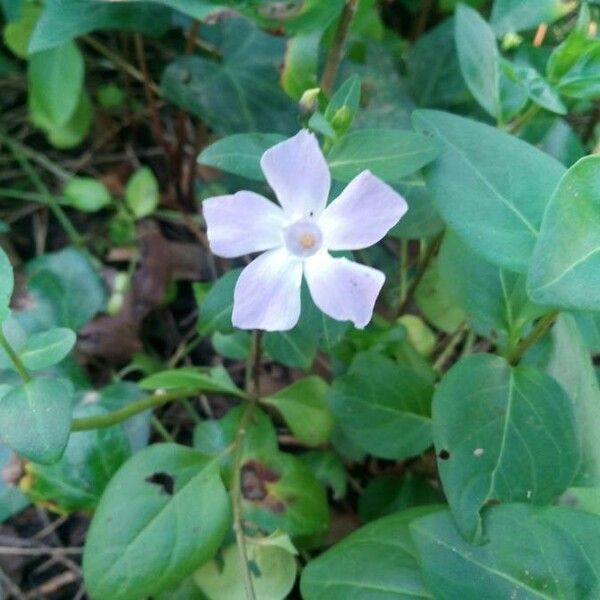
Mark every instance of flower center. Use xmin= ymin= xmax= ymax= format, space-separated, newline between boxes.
xmin=283 ymin=218 xmax=323 ymax=258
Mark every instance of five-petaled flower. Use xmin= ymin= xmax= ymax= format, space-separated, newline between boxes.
xmin=203 ymin=130 xmax=408 ymax=331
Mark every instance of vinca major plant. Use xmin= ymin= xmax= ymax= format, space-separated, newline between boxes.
xmin=1 ymin=0 xmax=600 ymax=599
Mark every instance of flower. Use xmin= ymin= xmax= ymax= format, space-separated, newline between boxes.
xmin=203 ymin=130 xmax=408 ymax=331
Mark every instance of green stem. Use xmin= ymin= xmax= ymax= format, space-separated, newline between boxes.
xmin=71 ymin=389 xmax=195 ymax=431
xmin=320 ymin=0 xmax=359 ymax=96
xmin=151 ymin=415 xmax=175 ymax=442
xmin=433 ymin=323 xmax=468 ymax=374
xmin=0 ymin=131 xmax=84 ymax=248
xmin=505 ymin=310 xmax=560 ymax=366
xmin=508 ymin=103 xmax=541 ymax=135
xmin=0 ymin=330 xmax=31 ymax=383
xmin=0 ymin=189 xmax=68 ymax=205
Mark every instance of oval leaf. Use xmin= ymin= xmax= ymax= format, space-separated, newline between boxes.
xmin=19 ymin=327 xmax=76 ymax=371
xmin=83 ymin=443 xmax=231 ymax=600
xmin=433 ymin=353 xmax=580 ymax=541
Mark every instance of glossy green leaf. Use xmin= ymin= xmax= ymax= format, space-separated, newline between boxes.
xmin=528 ymin=315 xmax=600 ymax=486
xmin=433 ymin=353 xmax=580 ymax=541
xmin=195 ymin=269 xmax=241 ymax=335
xmin=24 ymin=404 xmax=131 ymax=513
xmin=197 ymin=134 xmax=285 ymax=181
xmin=28 ymin=42 xmax=84 ymax=127
xmin=125 ymin=167 xmax=159 ymax=219
xmin=412 ymin=504 xmax=600 ymax=599
xmin=161 ymin=18 xmax=297 ymax=135
xmin=28 ymin=0 xmax=171 ymax=52
xmin=64 ymin=177 xmax=112 ymax=213
xmin=0 ymin=378 xmax=72 ymax=464
xmin=3 ymin=2 xmax=41 ymax=58
xmin=83 ymin=444 xmax=231 ymax=600
xmin=491 ymin=0 xmax=577 ymax=35
xmin=194 ymin=538 xmax=297 ymax=600
xmin=139 ymin=365 xmax=245 ymax=398
xmin=528 ymin=156 xmax=600 ymax=309
xmin=438 ymin=231 xmax=543 ymax=345
xmin=301 ymin=506 xmax=440 ymax=600
xmin=328 ymin=353 xmax=433 ymax=460
xmin=327 ymin=129 xmax=438 ymax=183
xmin=413 ymin=109 xmax=566 ymax=272
xmin=262 ymin=377 xmax=333 ymax=446
xmin=19 ymin=328 xmax=76 ymax=371
xmin=211 ymin=330 xmax=250 ymax=360
xmin=0 ymin=247 xmax=13 ymax=323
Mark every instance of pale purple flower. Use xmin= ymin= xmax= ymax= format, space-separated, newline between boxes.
xmin=203 ymin=130 xmax=408 ymax=331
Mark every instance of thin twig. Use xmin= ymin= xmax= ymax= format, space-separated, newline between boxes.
xmin=320 ymin=0 xmax=359 ymax=96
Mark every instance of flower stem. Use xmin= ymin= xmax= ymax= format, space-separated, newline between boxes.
xmin=320 ymin=0 xmax=359 ymax=96
xmin=0 ymin=330 xmax=31 ymax=383
xmin=505 ymin=310 xmax=560 ymax=366
xmin=70 ymin=389 xmax=196 ymax=431
xmin=232 ymin=330 xmax=262 ymax=600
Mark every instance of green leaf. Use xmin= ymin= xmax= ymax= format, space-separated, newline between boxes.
xmin=3 ymin=2 xmax=41 ymax=58
xmin=358 ymin=473 xmax=444 ymax=523
xmin=28 ymin=0 xmax=171 ymax=52
xmin=19 ymin=328 xmax=76 ymax=371
xmin=83 ymin=444 xmax=231 ymax=600
xmin=263 ymin=326 xmax=318 ymax=371
xmin=327 ymin=129 xmax=438 ymax=183
xmin=300 ymin=451 xmax=347 ymax=500
xmin=281 ymin=31 xmax=320 ymax=100
xmin=194 ymin=538 xmax=297 ymax=600
xmin=328 ymin=353 xmax=433 ymax=460
xmin=412 ymin=109 xmax=566 ymax=272
xmin=195 ymin=269 xmax=241 ymax=335
xmin=262 ymin=377 xmax=333 ymax=446
xmin=0 ymin=378 xmax=72 ymax=464
xmin=528 ymin=314 xmax=600 ymax=486
xmin=161 ymin=18 xmax=297 ymax=135
xmin=412 ymin=504 xmax=600 ymax=599
xmin=324 ymin=75 xmax=362 ymax=136
xmin=0 ymin=247 xmax=13 ymax=323
xmin=528 ymin=155 xmax=600 ymax=310
xmin=301 ymin=506 xmax=440 ymax=600
xmin=125 ymin=167 xmax=159 ymax=219
xmin=139 ymin=366 xmax=245 ymax=398
xmin=63 ymin=177 xmax=112 ymax=213
xmin=433 ymin=353 xmax=580 ymax=541
xmin=27 ymin=247 xmax=106 ymax=330
xmin=197 ymin=134 xmax=285 ymax=181
xmin=211 ymin=330 xmax=250 ymax=360
xmin=454 ymin=4 xmax=501 ymax=119
xmin=24 ymin=403 xmax=131 ymax=513
xmin=491 ymin=0 xmax=577 ymax=35
xmin=438 ymin=231 xmax=543 ymax=345
xmin=241 ymin=450 xmax=329 ymax=541
xmin=28 ymin=42 xmax=84 ymax=127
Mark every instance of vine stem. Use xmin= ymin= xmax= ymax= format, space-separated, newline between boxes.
xmin=232 ymin=330 xmax=262 ymax=600
xmin=0 ymin=330 xmax=31 ymax=383
xmin=320 ymin=0 xmax=359 ymax=96
xmin=71 ymin=389 xmax=196 ymax=431
xmin=505 ymin=310 xmax=560 ymax=366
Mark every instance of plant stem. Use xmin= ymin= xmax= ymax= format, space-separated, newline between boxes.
xmin=0 ymin=130 xmax=84 ymax=248
xmin=505 ymin=310 xmax=560 ymax=366
xmin=433 ymin=323 xmax=468 ymax=374
xmin=232 ymin=330 xmax=262 ymax=600
xmin=0 ymin=330 xmax=31 ymax=383
xmin=508 ymin=103 xmax=541 ymax=135
xmin=397 ymin=233 xmax=443 ymax=315
xmin=71 ymin=389 xmax=195 ymax=431
xmin=320 ymin=0 xmax=359 ymax=96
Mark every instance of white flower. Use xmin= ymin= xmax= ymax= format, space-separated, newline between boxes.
xmin=203 ymin=130 xmax=408 ymax=331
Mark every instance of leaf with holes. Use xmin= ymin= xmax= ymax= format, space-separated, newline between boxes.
xmin=83 ymin=443 xmax=231 ymax=600
xmin=433 ymin=353 xmax=580 ymax=541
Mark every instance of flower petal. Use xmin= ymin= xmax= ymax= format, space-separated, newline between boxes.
xmin=233 ymin=248 xmax=303 ymax=331
xmin=304 ymin=253 xmax=385 ymax=328
xmin=203 ymin=191 xmax=286 ymax=258
xmin=319 ymin=170 xmax=408 ymax=251
xmin=260 ymin=130 xmax=331 ymax=218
